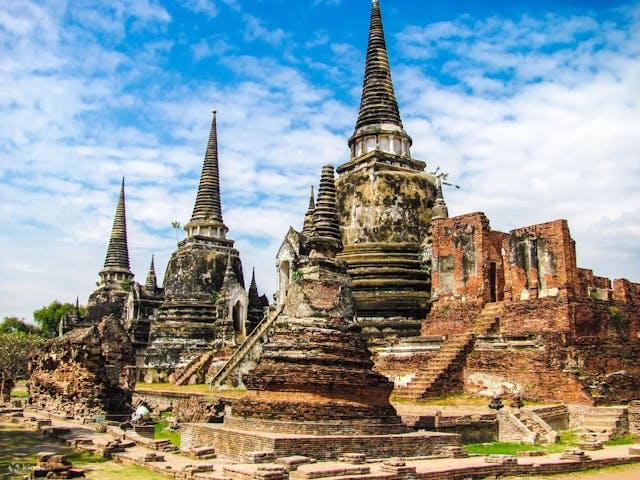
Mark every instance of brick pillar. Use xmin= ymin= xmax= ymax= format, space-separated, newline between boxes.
xmin=629 ymin=401 xmax=640 ymax=436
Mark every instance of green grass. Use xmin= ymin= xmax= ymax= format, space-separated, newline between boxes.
xmin=465 ymin=430 xmax=581 ymax=456
xmin=604 ymin=433 xmax=637 ymax=446
xmin=10 ymin=389 xmax=28 ymax=398
xmin=154 ymin=412 xmax=180 ymax=447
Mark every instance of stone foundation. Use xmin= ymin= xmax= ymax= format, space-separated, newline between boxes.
xmin=181 ymin=423 xmax=461 ymax=461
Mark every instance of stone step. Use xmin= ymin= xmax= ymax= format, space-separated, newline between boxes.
xmin=582 ymin=417 xmax=625 ymax=427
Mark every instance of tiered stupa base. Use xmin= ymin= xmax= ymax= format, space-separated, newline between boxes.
xmin=142 ymin=302 xmax=220 ymax=382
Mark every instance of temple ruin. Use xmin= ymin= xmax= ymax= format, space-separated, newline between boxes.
xmin=181 ymin=165 xmax=462 ymax=460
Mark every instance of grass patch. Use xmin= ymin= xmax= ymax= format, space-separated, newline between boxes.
xmin=390 ymin=393 xmax=489 ymax=407
xmin=465 ymin=430 xmax=581 ymax=456
xmin=10 ymin=380 xmax=28 ymax=398
xmin=154 ymin=412 xmax=180 ymax=447
xmin=604 ymin=433 xmax=637 ymax=446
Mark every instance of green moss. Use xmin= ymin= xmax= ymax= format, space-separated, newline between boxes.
xmin=291 ymin=269 xmax=304 ymax=282
xmin=607 ymin=306 xmax=628 ymax=335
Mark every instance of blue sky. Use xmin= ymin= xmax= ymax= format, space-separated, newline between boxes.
xmin=1 ymin=0 xmax=639 ymax=321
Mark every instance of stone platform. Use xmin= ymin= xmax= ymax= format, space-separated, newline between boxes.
xmin=181 ymin=422 xmax=461 ymax=461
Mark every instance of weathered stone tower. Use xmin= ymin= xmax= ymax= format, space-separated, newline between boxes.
xmin=183 ymin=166 xmax=461 ymax=459
xmin=143 ymin=112 xmax=247 ymax=380
xmin=335 ymin=0 xmax=438 ymax=339
xmin=123 ymin=255 xmax=164 ymax=367
xmin=86 ymin=178 xmax=135 ymax=323
xmin=232 ymin=164 xmax=403 ymax=431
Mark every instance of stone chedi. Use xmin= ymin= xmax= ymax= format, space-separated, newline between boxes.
xmin=232 ymin=165 xmax=403 ymax=430
xmin=123 ymin=255 xmax=164 ymax=368
xmin=143 ymin=112 xmax=248 ymax=380
xmin=335 ymin=0 xmax=438 ymax=339
xmin=181 ymin=166 xmax=461 ymax=460
xmin=85 ymin=178 xmax=135 ymax=324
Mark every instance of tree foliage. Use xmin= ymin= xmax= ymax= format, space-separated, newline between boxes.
xmin=0 ymin=332 xmax=46 ymax=401
xmin=0 ymin=317 xmax=41 ymax=335
xmin=33 ymin=301 xmax=85 ymax=337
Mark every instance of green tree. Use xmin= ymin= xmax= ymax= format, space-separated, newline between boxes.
xmin=33 ymin=301 xmax=86 ymax=338
xmin=0 ymin=332 xmax=46 ymax=401
xmin=0 ymin=317 xmax=41 ymax=335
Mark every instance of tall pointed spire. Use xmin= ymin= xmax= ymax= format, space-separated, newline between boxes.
xmin=248 ymin=267 xmax=259 ymax=301
xmin=302 ymin=185 xmax=315 ymax=237
xmin=192 ymin=111 xmax=223 ymax=223
xmin=184 ymin=111 xmax=229 ymax=242
xmin=145 ymin=255 xmax=158 ymax=291
xmin=346 ymin=0 xmax=413 ymax=165
xmin=355 ymin=0 xmax=403 ymax=131
xmin=99 ymin=178 xmax=133 ymax=285
xmin=308 ymin=165 xmax=343 ymax=257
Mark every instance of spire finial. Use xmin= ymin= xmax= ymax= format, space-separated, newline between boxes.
xmin=100 ymin=178 xmax=133 ymax=283
xmin=302 ymin=185 xmax=316 ymax=237
xmin=191 ymin=110 xmax=224 ymax=223
xmin=354 ymin=0 xmax=402 ymax=132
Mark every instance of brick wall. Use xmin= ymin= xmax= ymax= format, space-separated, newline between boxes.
xmin=422 ymin=299 xmax=483 ymax=336
xmin=503 ymin=220 xmax=577 ymax=301
xmin=181 ymin=423 xmax=460 ymax=461
xmin=431 ymin=213 xmax=492 ymax=303
xmin=629 ymin=401 xmax=640 ymax=436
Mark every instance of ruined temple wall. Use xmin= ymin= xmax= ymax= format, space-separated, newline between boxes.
xmin=422 ymin=299 xmax=483 ymax=336
xmin=613 ymin=278 xmax=640 ymax=304
xmin=430 ymin=212 xmax=492 ymax=303
xmin=373 ymin=347 xmax=439 ymax=386
xmin=503 ymin=220 xmax=577 ymax=301
xmin=464 ymin=339 xmax=592 ymax=404
xmin=500 ymin=296 xmax=572 ymax=336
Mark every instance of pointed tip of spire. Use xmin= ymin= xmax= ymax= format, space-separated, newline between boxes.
xmin=145 ymin=253 xmax=159 ymax=290
xmin=190 ymin=112 xmax=225 ymax=225
xmin=307 ymin=185 xmax=315 ymax=211
xmin=102 ymin=177 xmax=132 ymax=276
xmin=353 ymin=0 xmax=403 ymax=133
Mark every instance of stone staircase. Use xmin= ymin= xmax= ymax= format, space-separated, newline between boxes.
xmin=576 ymin=406 xmax=629 ymax=442
xmin=209 ymin=303 xmax=285 ymax=390
xmin=501 ymin=409 xmax=559 ymax=444
xmin=394 ymin=302 xmax=503 ymax=401
xmin=171 ymin=350 xmax=215 ymax=386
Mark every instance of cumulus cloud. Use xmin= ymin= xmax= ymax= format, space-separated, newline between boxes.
xmin=0 ymin=0 xmax=638 ymax=322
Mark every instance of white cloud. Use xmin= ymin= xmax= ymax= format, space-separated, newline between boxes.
xmin=0 ymin=0 xmax=638 ymax=324
xmin=242 ymin=14 xmax=289 ymax=46
xmin=179 ymin=0 xmax=218 ymax=17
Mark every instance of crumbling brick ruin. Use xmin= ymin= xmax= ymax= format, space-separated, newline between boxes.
xmin=404 ymin=212 xmax=640 ymax=404
xmin=29 ymin=315 xmax=135 ymax=419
